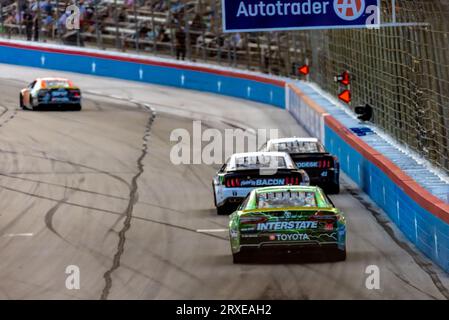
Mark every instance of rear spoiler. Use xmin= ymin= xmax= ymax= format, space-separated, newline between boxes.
xmin=242 ymin=207 xmax=338 ymax=214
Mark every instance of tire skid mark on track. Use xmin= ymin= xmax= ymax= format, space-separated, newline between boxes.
xmin=0 ymin=202 xmax=35 ymax=236
xmin=0 ymin=182 xmax=226 ymax=241
xmin=386 ymin=266 xmax=439 ymax=300
xmin=43 ymin=176 xmax=85 ymax=240
xmin=0 ymin=105 xmax=8 ymax=118
xmin=343 ymin=182 xmax=449 ymax=299
xmin=128 ymin=214 xmax=228 ymax=241
xmin=79 ymin=243 xmax=190 ymax=298
xmin=0 ymin=172 xmax=181 ymax=215
xmin=85 ymin=91 xmax=255 ymax=133
xmin=283 ymin=265 xmax=310 ymax=300
xmin=44 ymin=193 xmax=70 ymax=240
xmin=100 ymin=106 xmax=155 ymax=300
xmin=3 ymin=275 xmax=83 ymax=300
xmin=0 ymin=148 xmax=131 ymax=188
xmin=0 ymin=172 xmax=128 ymax=201
xmin=0 ymin=183 xmax=123 ymax=215
xmin=0 ymin=140 xmax=41 ymax=238
xmin=91 ymin=99 xmax=104 ymax=111
xmin=116 ymin=232 xmax=206 ymax=285
xmin=0 ymin=104 xmax=18 ymax=129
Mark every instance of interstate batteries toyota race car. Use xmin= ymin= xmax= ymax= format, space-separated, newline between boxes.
xmin=265 ymin=138 xmax=340 ymax=193
xmin=212 ymin=152 xmax=310 ymax=215
xmin=20 ymin=78 xmax=82 ymax=111
xmin=229 ymin=186 xmax=347 ymax=263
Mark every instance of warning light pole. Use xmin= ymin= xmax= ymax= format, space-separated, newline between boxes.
xmin=296 ymin=58 xmax=310 ymax=82
xmin=338 ymin=89 xmax=351 ymax=104
xmin=335 ymin=70 xmax=351 ymax=105
xmin=298 ymin=65 xmax=310 ymax=76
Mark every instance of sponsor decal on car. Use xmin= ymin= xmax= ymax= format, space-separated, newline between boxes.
xmin=241 ymin=234 xmax=259 ymax=238
xmin=257 ymin=221 xmax=318 ymax=231
xmin=240 ymin=178 xmax=285 ymax=187
xmin=296 ymin=161 xmax=319 ymax=168
xmin=230 ymin=229 xmax=238 ymax=239
xmin=270 ymin=233 xmax=311 ymax=241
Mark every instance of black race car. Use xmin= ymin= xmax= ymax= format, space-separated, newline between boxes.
xmin=264 ymin=138 xmax=340 ymax=193
xmin=212 ymin=151 xmax=310 ymax=215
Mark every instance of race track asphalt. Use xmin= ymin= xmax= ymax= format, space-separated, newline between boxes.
xmin=0 ymin=63 xmax=448 ymax=300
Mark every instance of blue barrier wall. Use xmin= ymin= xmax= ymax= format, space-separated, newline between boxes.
xmin=325 ymin=125 xmax=449 ymax=272
xmin=0 ymin=43 xmax=285 ymax=108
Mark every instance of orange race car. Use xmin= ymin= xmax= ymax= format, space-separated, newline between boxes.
xmin=19 ymin=77 xmax=82 ymax=111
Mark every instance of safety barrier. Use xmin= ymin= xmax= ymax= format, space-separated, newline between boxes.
xmin=0 ymin=40 xmax=285 ymax=108
xmin=286 ymin=83 xmax=449 ymax=273
xmin=0 ymin=39 xmax=448 ymax=273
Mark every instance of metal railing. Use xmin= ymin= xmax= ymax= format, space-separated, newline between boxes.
xmin=1 ymin=0 xmax=448 ymax=174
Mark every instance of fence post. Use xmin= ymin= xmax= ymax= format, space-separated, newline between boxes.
xmin=114 ymin=0 xmax=119 ymax=49
xmin=245 ymin=33 xmax=250 ymax=70
xmin=257 ymin=32 xmax=262 ymax=73
xmin=94 ymin=0 xmax=101 ymax=48
xmin=0 ymin=1 xmax=3 ymax=36
xmin=36 ymin=0 xmax=41 ymax=41
xmin=16 ymin=0 xmax=22 ymax=36
xmin=168 ymin=0 xmax=175 ymax=57
xmin=150 ymin=0 xmax=156 ymax=54
xmin=76 ymin=0 xmax=80 ymax=46
xmin=134 ymin=0 xmax=139 ymax=53
xmin=185 ymin=11 xmax=191 ymax=60
xmin=213 ymin=0 xmax=221 ymax=65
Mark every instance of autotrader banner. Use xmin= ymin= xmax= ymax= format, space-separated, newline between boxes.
xmin=222 ymin=0 xmax=380 ymax=32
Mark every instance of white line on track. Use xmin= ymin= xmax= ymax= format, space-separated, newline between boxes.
xmin=2 ymin=233 xmax=34 ymax=237
xmin=196 ymin=229 xmax=228 ymax=233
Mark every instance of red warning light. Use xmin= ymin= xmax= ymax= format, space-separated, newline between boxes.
xmin=340 ymin=71 xmax=350 ymax=86
xmin=334 ymin=71 xmax=350 ymax=86
xmin=338 ymin=90 xmax=351 ymax=104
xmin=298 ymin=65 xmax=310 ymax=76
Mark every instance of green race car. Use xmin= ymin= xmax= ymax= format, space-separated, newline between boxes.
xmin=229 ymin=185 xmax=346 ymax=263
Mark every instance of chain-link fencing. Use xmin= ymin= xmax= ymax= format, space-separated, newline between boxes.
xmin=0 ymin=0 xmax=448 ymax=174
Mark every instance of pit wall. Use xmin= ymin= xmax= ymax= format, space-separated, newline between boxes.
xmin=0 ymin=39 xmax=448 ymax=273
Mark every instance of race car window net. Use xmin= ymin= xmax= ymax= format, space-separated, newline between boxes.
xmin=268 ymin=141 xmax=324 ymax=154
xmin=238 ymin=194 xmax=251 ymax=210
xmin=256 ymin=191 xmax=318 ymax=209
xmin=28 ymin=81 xmax=36 ymax=89
xmin=218 ymin=162 xmax=227 ymax=173
xmin=231 ymin=155 xmax=292 ymax=171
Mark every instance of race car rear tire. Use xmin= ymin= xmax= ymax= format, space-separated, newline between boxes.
xmin=19 ymin=94 xmax=24 ymax=109
xmin=330 ymin=249 xmax=346 ymax=261
xmin=212 ymin=183 xmax=218 ymax=207
xmin=326 ymin=182 xmax=340 ymax=194
xmin=73 ymin=104 xmax=82 ymax=111
xmin=216 ymin=203 xmax=231 ymax=215
xmin=232 ymin=252 xmax=250 ymax=264
xmin=29 ymin=97 xmax=36 ymax=111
